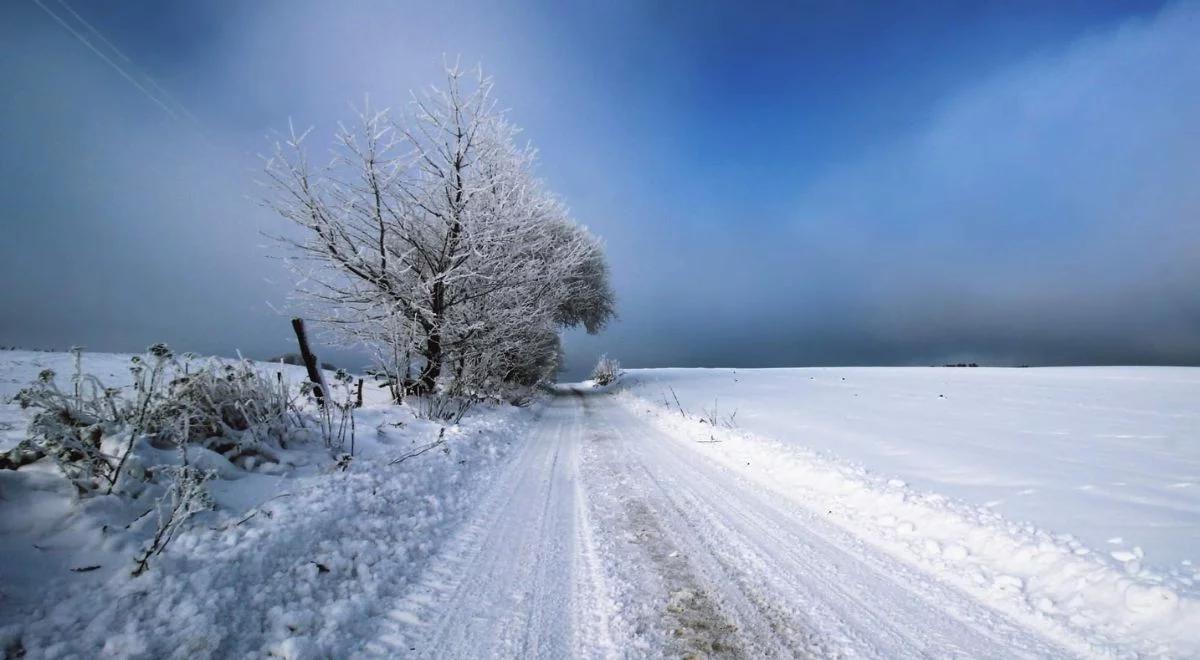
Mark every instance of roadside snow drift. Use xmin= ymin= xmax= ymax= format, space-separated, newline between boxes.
xmin=0 ymin=350 xmax=538 ymax=658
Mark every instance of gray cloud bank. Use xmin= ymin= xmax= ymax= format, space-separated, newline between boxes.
xmin=571 ymin=3 xmax=1200 ymax=374
xmin=785 ymin=3 xmax=1200 ymax=367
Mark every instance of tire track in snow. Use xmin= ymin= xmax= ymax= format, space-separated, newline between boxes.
xmin=367 ymin=389 xmax=1072 ymax=658
xmin=366 ymin=397 xmax=614 ymax=658
xmin=580 ymin=390 xmax=830 ymax=658
xmin=582 ymin=391 xmax=1072 ymax=658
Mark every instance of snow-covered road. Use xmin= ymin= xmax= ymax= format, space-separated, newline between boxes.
xmin=7 ymin=355 xmax=1193 ymax=657
xmin=370 ymin=394 xmax=595 ymax=657
xmin=382 ymin=389 xmax=1070 ymax=658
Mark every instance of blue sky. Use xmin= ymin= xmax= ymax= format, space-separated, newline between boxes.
xmin=1 ymin=0 xmax=1196 ymax=376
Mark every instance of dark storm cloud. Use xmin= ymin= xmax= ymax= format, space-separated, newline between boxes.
xmin=0 ymin=1 xmax=1195 ymax=379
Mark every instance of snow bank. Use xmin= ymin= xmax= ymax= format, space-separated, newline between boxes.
xmin=0 ymin=349 xmax=539 ymax=658
xmin=619 ymin=367 xmax=1200 ymax=657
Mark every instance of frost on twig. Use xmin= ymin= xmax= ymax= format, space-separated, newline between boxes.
xmin=390 ymin=428 xmax=449 ymax=465
xmin=132 ymin=463 xmax=214 ymax=577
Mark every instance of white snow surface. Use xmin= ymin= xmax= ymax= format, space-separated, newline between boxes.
xmin=3 ymin=352 xmax=1198 ymax=657
xmin=619 ymin=366 xmax=1200 ymax=655
xmin=0 ymin=350 xmax=537 ymax=658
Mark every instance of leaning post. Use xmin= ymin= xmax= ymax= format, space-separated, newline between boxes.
xmin=291 ymin=318 xmax=326 ymax=407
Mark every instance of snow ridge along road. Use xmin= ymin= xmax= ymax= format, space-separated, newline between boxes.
xmin=377 ymin=388 xmax=1074 ymax=658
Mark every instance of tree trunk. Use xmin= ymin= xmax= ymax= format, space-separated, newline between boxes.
xmin=418 ymin=275 xmax=449 ymax=394
xmin=417 ymin=329 xmax=442 ymax=394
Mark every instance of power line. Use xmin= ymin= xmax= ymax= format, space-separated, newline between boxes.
xmin=51 ymin=0 xmax=201 ymax=126
xmin=31 ymin=0 xmax=199 ymax=126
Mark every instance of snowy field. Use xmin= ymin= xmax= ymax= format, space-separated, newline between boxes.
xmin=623 ymin=367 xmax=1200 ymax=570
xmin=620 ymin=366 xmax=1200 ymax=654
xmin=3 ymin=350 xmax=1199 ymax=657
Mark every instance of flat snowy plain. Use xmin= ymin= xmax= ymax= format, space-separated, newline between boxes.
xmin=1 ymin=351 xmax=1197 ymax=657
xmin=619 ymin=367 xmax=1200 ymax=657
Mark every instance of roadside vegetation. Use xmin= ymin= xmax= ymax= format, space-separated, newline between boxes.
xmin=0 ymin=64 xmax=612 ymax=589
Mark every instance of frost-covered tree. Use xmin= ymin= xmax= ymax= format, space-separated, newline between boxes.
xmin=263 ymin=64 xmax=614 ymax=395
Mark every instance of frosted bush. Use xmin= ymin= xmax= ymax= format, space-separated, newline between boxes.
xmin=8 ymin=345 xmax=305 ymax=495
xmin=308 ymin=368 xmax=358 ymax=453
xmin=12 ymin=347 xmax=124 ymax=493
xmin=145 ymin=355 xmax=298 ymax=461
xmin=414 ymin=393 xmax=474 ymax=424
xmin=591 ymin=355 xmax=623 ymax=386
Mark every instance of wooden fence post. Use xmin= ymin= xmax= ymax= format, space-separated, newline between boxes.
xmin=291 ymin=318 xmax=325 ymax=407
